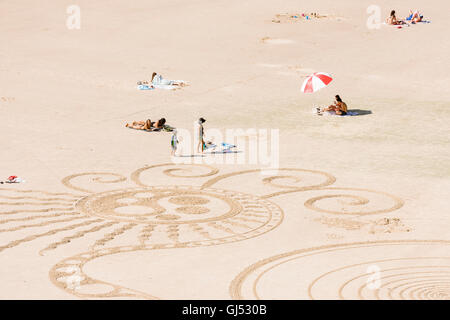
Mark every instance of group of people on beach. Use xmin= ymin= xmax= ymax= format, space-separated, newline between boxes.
xmin=128 ymin=6 xmax=427 ymax=152
xmin=387 ymin=9 xmax=424 ymax=25
xmin=126 ymin=115 xmax=208 ymax=155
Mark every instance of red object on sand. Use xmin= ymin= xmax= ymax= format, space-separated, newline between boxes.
xmin=8 ymin=176 xmax=17 ymax=181
xmin=301 ymin=72 xmax=333 ymax=93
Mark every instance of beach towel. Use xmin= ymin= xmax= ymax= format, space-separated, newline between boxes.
xmin=312 ymin=108 xmax=359 ymax=117
xmin=1 ymin=176 xmax=25 ymax=184
xmin=220 ymin=142 xmax=237 ymax=152
xmin=382 ymin=22 xmax=410 ymax=28
xmin=152 ymin=84 xmax=179 ymax=90
xmin=127 ymin=127 xmax=155 ymax=132
xmin=137 ymin=85 xmax=155 ymax=90
xmin=204 ymin=141 xmax=216 ymax=150
xmin=204 ymin=142 xmax=237 ymax=153
xmin=162 ymin=125 xmax=175 ymax=132
xmin=127 ymin=124 xmax=174 ymax=132
xmin=406 ymin=11 xmax=427 ymax=22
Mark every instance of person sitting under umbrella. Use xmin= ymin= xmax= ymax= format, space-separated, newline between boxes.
xmin=320 ymin=95 xmax=348 ymax=115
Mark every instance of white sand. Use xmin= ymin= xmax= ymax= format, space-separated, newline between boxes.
xmin=0 ymin=0 xmax=449 ymax=299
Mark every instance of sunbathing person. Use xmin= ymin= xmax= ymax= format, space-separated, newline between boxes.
xmin=386 ymin=10 xmax=405 ymax=25
xmin=407 ymin=10 xmax=423 ymax=23
xmin=151 ymin=72 xmax=186 ymax=87
xmin=137 ymin=73 xmax=159 ymax=85
xmin=125 ymin=118 xmax=166 ymax=130
xmin=320 ymin=95 xmax=348 ymax=115
xmin=138 ymin=73 xmax=186 ymax=88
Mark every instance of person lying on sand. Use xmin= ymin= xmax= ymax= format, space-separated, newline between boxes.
xmin=138 ymin=73 xmax=186 ymax=88
xmin=407 ymin=10 xmax=423 ymax=23
xmin=386 ymin=10 xmax=406 ymax=25
xmin=151 ymin=72 xmax=186 ymax=87
xmin=125 ymin=118 xmax=166 ymax=131
xmin=320 ymin=95 xmax=348 ymax=115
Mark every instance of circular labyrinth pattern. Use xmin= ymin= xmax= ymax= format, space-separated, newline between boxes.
xmin=73 ymin=185 xmax=283 ymax=242
xmin=230 ymin=240 xmax=450 ymax=300
xmin=175 ymin=206 xmax=210 ymax=215
xmin=50 ymin=186 xmax=283 ymax=299
xmin=75 ymin=186 xmax=276 ymax=225
xmin=169 ymin=196 xmax=210 ymax=206
xmin=0 ymin=163 xmax=407 ymax=300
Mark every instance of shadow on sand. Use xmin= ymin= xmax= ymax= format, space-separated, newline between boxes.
xmin=348 ymin=109 xmax=372 ymax=116
xmin=175 ymin=151 xmax=242 ymax=158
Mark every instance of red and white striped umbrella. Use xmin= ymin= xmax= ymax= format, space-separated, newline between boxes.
xmin=301 ymin=72 xmax=333 ymax=93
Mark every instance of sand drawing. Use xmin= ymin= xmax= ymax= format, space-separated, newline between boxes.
xmin=0 ymin=163 xmax=406 ymax=298
xmin=260 ymin=37 xmax=295 ymax=45
xmin=0 ymin=96 xmax=15 ymax=102
xmin=315 ymin=216 xmax=411 ymax=234
xmin=271 ymin=13 xmax=345 ymax=24
xmin=230 ymin=240 xmax=450 ymax=300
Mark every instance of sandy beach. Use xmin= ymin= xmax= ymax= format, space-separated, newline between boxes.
xmin=1 ymin=0 xmax=450 ymax=299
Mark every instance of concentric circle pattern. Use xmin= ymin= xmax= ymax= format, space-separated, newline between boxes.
xmin=230 ymin=241 xmax=450 ymax=300
xmin=50 ymin=185 xmax=283 ymax=299
xmin=0 ymin=163 xmax=408 ymax=299
xmin=75 ymin=186 xmax=242 ymax=224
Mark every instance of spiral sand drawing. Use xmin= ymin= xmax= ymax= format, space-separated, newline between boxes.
xmin=0 ymin=163 xmax=415 ymax=299
xmin=230 ymin=240 xmax=450 ymax=300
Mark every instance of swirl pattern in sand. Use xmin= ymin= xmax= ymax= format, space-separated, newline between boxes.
xmin=230 ymin=240 xmax=450 ymax=300
xmin=304 ymin=187 xmax=404 ymax=215
xmin=0 ymin=163 xmax=406 ymax=298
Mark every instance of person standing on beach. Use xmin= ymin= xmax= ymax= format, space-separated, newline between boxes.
xmin=171 ymin=129 xmax=178 ymax=156
xmin=408 ymin=10 xmax=423 ymax=23
xmin=196 ymin=118 xmax=206 ymax=153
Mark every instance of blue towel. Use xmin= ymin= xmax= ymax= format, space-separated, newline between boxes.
xmin=222 ymin=143 xmax=236 ymax=149
xmin=137 ymin=85 xmax=154 ymax=90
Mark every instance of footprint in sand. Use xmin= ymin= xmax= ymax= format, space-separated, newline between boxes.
xmin=1 ymin=96 xmax=15 ymax=102
xmin=257 ymin=63 xmax=284 ymax=68
xmin=258 ymin=64 xmax=317 ymax=77
xmin=288 ymin=65 xmax=317 ymax=76
xmin=260 ymin=37 xmax=295 ymax=45
xmin=271 ymin=13 xmax=345 ymax=24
